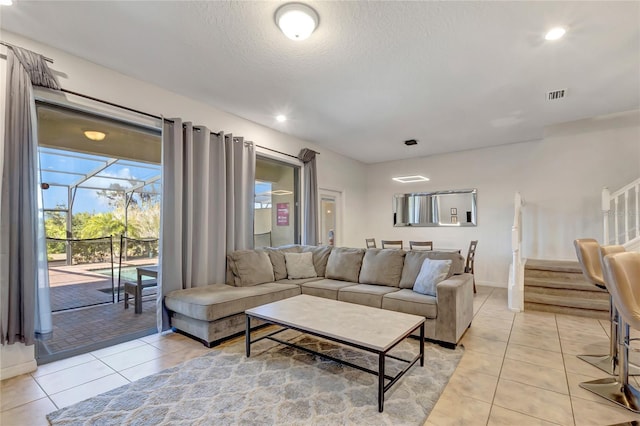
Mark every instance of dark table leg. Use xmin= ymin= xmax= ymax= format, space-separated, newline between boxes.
xmin=420 ymin=322 xmax=425 ymax=367
xmin=378 ymin=352 xmax=385 ymax=412
xmin=245 ymin=315 xmax=251 ymax=357
xmin=135 ymin=272 xmax=142 ymax=314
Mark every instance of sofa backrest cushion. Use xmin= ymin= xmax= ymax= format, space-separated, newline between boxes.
xmin=264 ymin=245 xmax=302 ymax=281
xmin=325 ymin=247 xmax=365 ymax=283
xmin=300 ymin=245 xmax=333 ymax=277
xmin=358 ymin=248 xmax=405 ymax=287
xmin=227 ymin=250 xmax=275 ymax=286
xmin=400 ymin=251 xmax=464 ymax=289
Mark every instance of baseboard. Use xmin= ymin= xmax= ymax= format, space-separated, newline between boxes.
xmin=0 ymin=359 xmax=37 ymax=380
xmin=475 ymin=280 xmax=505 ymax=288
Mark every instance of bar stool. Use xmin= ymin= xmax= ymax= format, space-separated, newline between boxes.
xmin=573 ymin=239 xmax=639 ymax=375
xmin=580 ymin=251 xmax=640 ymax=413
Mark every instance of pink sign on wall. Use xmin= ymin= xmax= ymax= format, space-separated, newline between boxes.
xmin=277 ymin=203 xmax=289 ymax=226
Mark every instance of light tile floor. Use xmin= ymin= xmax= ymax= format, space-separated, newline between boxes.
xmin=2 ymin=286 xmax=640 ymax=425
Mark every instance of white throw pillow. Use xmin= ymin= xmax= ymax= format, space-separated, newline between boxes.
xmin=284 ymin=252 xmax=318 ymax=279
xmin=413 ymin=258 xmax=452 ymax=296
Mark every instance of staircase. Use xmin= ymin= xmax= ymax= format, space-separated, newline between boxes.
xmin=524 ymin=259 xmax=609 ymax=319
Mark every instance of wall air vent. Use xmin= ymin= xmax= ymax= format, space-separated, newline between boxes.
xmin=547 ymin=89 xmax=567 ymax=101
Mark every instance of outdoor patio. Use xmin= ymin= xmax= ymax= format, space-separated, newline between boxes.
xmin=38 ymin=261 xmax=159 ymax=364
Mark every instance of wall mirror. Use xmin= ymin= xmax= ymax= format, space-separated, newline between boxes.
xmin=393 ymin=189 xmax=477 ymax=227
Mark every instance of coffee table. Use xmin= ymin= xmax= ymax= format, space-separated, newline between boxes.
xmin=245 ymin=294 xmax=425 ymax=412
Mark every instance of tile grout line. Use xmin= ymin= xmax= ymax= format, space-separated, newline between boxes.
xmin=485 ymin=287 xmax=513 ymax=426
xmin=557 ymin=313 xmax=578 ymax=426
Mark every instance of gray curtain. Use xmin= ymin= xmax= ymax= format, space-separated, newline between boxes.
xmin=225 ymin=135 xmax=256 ymax=252
xmin=158 ymin=121 xmax=254 ymax=331
xmin=1 ymin=47 xmax=59 ymax=345
xmin=298 ymin=148 xmax=318 ymax=245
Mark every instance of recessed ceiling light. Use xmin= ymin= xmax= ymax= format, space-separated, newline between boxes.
xmin=392 ymin=175 xmax=430 ymax=183
xmin=84 ymin=130 xmax=106 ymax=141
xmin=276 ymin=115 xmax=287 ymax=122
xmin=0 ymin=0 xmax=13 ymax=6
xmin=545 ymin=27 xmax=567 ymax=41
xmin=275 ymin=3 xmax=319 ymax=41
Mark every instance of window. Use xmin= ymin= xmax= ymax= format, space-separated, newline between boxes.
xmin=254 ymin=156 xmax=300 ymax=248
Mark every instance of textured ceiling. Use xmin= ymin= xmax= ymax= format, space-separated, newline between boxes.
xmin=2 ymin=1 xmax=639 ymax=163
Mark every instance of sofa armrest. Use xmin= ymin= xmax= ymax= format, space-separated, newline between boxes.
xmin=434 ymin=273 xmax=474 ymax=345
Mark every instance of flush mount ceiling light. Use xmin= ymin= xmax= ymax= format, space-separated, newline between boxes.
xmin=275 ymin=3 xmax=319 ymax=41
xmin=276 ymin=114 xmax=287 ymax=122
xmin=270 ymin=189 xmax=294 ymax=195
xmin=84 ymin=130 xmax=106 ymax=141
xmin=392 ymin=175 xmax=430 ymax=183
xmin=545 ymin=27 xmax=567 ymax=41
xmin=0 ymin=0 xmax=13 ymax=6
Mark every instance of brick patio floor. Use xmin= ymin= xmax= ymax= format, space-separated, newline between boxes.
xmin=38 ymin=262 xmax=159 ymax=364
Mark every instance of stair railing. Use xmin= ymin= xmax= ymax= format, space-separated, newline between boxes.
xmin=603 ymin=177 xmax=640 ymax=247
xmin=508 ymin=191 xmax=525 ymax=312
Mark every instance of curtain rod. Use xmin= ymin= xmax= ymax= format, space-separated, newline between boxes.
xmin=0 ymin=41 xmax=318 ymax=159
xmin=60 ymin=89 xmax=317 ymax=160
xmin=0 ymin=41 xmax=54 ymax=63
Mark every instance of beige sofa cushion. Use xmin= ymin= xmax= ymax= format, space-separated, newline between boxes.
xmin=165 ymin=282 xmax=300 ymax=321
xmin=359 ymin=248 xmax=405 ymax=287
xmin=382 ymin=289 xmax=437 ymax=319
xmin=227 ymin=250 xmax=275 ymax=286
xmin=325 ymin=247 xmax=365 ymax=282
xmin=264 ymin=245 xmax=302 ymax=281
xmin=400 ymin=251 xmax=465 ymax=289
xmin=301 ymin=245 xmax=333 ymax=277
xmin=338 ymin=284 xmax=399 ymax=308
xmin=300 ymin=278 xmax=358 ymax=300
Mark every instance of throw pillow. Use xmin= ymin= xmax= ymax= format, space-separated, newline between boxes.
xmin=284 ymin=252 xmax=318 ymax=279
xmin=413 ymin=258 xmax=452 ymax=296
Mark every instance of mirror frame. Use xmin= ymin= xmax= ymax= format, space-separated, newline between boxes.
xmin=393 ymin=188 xmax=477 ymax=227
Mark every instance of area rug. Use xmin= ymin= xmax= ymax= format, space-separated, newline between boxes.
xmin=47 ymin=331 xmax=463 ymax=425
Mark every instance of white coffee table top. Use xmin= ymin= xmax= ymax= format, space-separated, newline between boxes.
xmin=246 ymin=295 xmax=425 ymax=352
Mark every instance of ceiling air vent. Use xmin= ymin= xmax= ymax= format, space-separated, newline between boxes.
xmin=547 ymin=89 xmax=567 ymax=101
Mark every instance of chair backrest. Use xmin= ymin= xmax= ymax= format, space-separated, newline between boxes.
xmin=409 ymin=241 xmax=433 ymax=250
xmin=574 ymin=238 xmax=605 ymax=287
xmin=381 ymin=240 xmax=403 ymax=249
xmin=465 ymin=240 xmax=478 ymax=273
xmin=602 ymin=252 xmax=640 ymax=330
xmin=365 ymin=238 xmax=377 ymax=249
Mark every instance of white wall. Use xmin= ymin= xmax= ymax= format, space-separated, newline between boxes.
xmin=365 ymin=110 xmax=640 ymax=287
xmin=0 ymin=32 xmax=367 ymax=377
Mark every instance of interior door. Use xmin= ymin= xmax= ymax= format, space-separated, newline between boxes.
xmin=319 ymin=189 xmax=342 ymax=246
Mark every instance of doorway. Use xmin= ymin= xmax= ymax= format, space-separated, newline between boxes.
xmin=319 ymin=189 xmax=343 ymax=246
xmin=35 ymin=97 xmax=162 ymax=364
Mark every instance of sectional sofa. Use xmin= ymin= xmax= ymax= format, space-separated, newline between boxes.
xmin=164 ymin=245 xmax=474 ymax=348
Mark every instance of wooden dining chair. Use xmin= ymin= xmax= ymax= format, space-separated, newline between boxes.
xmin=365 ymin=238 xmax=377 ymax=249
xmin=409 ymin=241 xmax=433 ymax=251
xmin=381 ymin=240 xmax=403 ymax=249
xmin=465 ymin=240 xmax=478 ymax=293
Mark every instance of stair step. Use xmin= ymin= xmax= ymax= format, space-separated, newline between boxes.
xmin=524 ymin=302 xmax=609 ymax=320
xmin=524 ymin=287 xmax=609 ymax=311
xmin=524 ymin=277 xmax=607 ymax=292
xmin=525 ymin=259 xmax=582 ymax=274
xmin=524 ymin=268 xmax=586 ymax=283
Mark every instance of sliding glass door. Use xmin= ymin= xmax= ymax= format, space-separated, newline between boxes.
xmin=254 ymin=156 xmax=300 ymax=248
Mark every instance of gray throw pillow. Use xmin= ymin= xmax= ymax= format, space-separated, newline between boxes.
xmin=413 ymin=258 xmax=452 ymax=296
xmin=284 ymin=252 xmax=318 ymax=279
